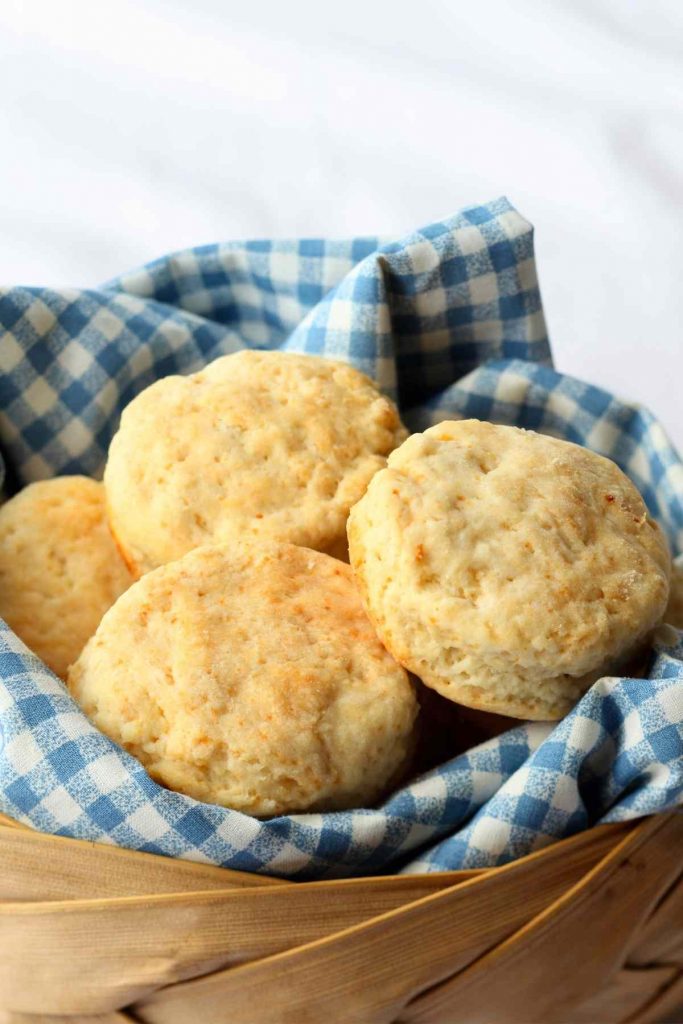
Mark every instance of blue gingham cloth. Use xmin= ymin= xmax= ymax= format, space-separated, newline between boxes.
xmin=0 ymin=197 xmax=681 ymax=879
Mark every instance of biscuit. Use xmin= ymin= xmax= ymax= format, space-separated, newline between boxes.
xmin=0 ymin=477 xmax=133 ymax=678
xmin=67 ymin=542 xmax=418 ymax=816
xmin=348 ymin=420 xmax=671 ymax=720
xmin=104 ymin=350 xmax=406 ymax=576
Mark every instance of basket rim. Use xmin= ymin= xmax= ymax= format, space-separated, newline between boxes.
xmin=0 ymin=811 xmax=638 ymax=906
xmin=130 ymin=816 xmax=670 ymax=1020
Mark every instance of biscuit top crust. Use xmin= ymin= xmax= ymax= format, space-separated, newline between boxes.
xmin=348 ymin=420 xmax=671 ymax=719
xmin=67 ymin=542 xmax=417 ymax=816
xmin=104 ymin=350 xmax=406 ymax=575
xmin=0 ymin=476 xmax=133 ymax=678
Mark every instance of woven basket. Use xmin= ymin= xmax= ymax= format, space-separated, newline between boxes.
xmin=1 ymin=809 xmax=681 ymax=1024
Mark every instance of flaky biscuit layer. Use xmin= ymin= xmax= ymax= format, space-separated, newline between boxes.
xmin=105 ymin=350 xmax=406 ymax=575
xmin=0 ymin=477 xmax=133 ymax=678
xmin=68 ymin=542 xmax=418 ymax=815
xmin=348 ymin=420 xmax=671 ymax=720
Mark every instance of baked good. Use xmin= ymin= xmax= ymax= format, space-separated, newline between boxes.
xmin=664 ymin=560 xmax=683 ymax=629
xmin=347 ymin=419 xmax=671 ymax=720
xmin=104 ymin=350 xmax=406 ymax=576
xmin=0 ymin=477 xmax=133 ymax=678
xmin=67 ymin=542 xmax=418 ymax=816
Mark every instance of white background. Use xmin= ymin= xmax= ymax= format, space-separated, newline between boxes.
xmin=1 ymin=0 xmax=682 ymax=446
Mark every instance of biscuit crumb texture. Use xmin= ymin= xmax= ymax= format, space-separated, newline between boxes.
xmin=68 ymin=543 xmax=418 ymax=816
xmin=0 ymin=477 xmax=133 ymax=678
xmin=348 ymin=420 xmax=671 ymax=720
xmin=104 ymin=350 xmax=406 ymax=575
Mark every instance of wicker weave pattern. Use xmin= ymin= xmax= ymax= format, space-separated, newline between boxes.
xmin=0 ymin=812 xmax=681 ymax=1024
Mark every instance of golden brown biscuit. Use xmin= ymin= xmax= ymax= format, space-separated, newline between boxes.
xmin=348 ymin=420 xmax=671 ymax=720
xmin=104 ymin=350 xmax=406 ymax=576
xmin=67 ymin=542 xmax=418 ymax=816
xmin=0 ymin=477 xmax=133 ymax=677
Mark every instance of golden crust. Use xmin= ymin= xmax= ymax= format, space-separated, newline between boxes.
xmin=0 ymin=477 xmax=133 ymax=678
xmin=348 ymin=420 xmax=671 ymax=721
xmin=104 ymin=351 xmax=406 ymax=576
xmin=67 ymin=542 xmax=418 ymax=816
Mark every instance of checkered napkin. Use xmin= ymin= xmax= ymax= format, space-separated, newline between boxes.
xmin=0 ymin=197 xmax=681 ymax=879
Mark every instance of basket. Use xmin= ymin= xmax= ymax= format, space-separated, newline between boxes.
xmin=1 ymin=809 xmax=681 ymax=1023
xmin=1 ymin=202 xmax=682 ymax=1023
